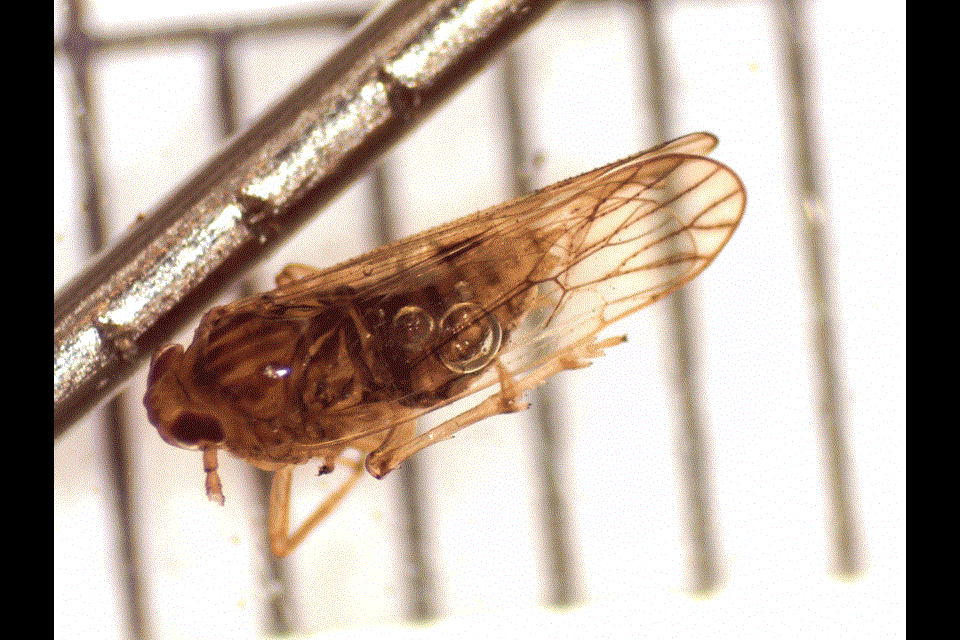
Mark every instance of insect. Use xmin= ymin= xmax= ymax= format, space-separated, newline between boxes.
xmin=144 ymin=132 xmax=745 ymax=556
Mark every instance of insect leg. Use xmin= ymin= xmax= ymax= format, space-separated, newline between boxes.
xmin=365 ymin=360 xmax=531 ymax=479
xmin=268 ymin=458 xmax=365 ymax=557
xmin=366 ymin=334 xmax=627 ymax=479
xmin=361 ymin=417 xmax=417 ymax=477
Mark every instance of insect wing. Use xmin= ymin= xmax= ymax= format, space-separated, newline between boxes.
xmin=633 ymin=130 xmax=719 ymax=159
xmin=230 ymin=135 xmax=744 ymax=425
xmin=245 ymin=132 xmax=734 ymax=309
xmin=509 ymin=148 xmax=746 ymax=367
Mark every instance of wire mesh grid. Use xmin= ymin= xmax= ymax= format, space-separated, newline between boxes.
xmin=54 ymin=1 xmax=904 ymax=638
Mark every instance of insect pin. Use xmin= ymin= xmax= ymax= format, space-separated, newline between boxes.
xmin=144 ymin=132 xmax=745 ymax=556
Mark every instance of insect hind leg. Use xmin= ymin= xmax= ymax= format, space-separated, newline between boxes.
xmin=365 ymin=360 xmax=531 ymax=479
xmin=365 ymin=335 xmax=627 ymax=479
xmin=268 ymin=456 xmax=365 ymax=557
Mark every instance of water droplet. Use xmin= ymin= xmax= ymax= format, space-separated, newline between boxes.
xmin=437 ymin=302 xmax=502 ymax=374
xmin=392 ymin=306 xmax=435 ymax=350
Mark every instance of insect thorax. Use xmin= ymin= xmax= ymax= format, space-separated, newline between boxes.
xmin=177 ymin=275 xmax=506 ymax=457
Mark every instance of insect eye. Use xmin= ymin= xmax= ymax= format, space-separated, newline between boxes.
xmin=392 ymin=305 xmax=436 ymax=350
xmin=162 ymin=413 xmax=225 ymax=450
xmin=436 ymin=302 xmax=503 ymax=374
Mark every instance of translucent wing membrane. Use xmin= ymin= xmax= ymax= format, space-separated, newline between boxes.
xmin=144 ymin=132 xmax=745 ymax=555
xmin=247 ymin=132 xmax=743 ymax=396
xmin=243 ymin=132 xmax=733 ymax=310
xmin=516 ymin=151 xmax=745 ymax=354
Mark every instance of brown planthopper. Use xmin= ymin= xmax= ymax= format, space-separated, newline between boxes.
xmin=144 ymin=132 xmax=746 ymax=556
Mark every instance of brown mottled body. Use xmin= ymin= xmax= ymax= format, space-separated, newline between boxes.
xmin=145 ymin=132 xmax=746 ymax=555
xmin=147 ymin=235 xmax=539 ymax=468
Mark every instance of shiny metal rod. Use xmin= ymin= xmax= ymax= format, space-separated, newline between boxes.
xmin=54 ymin=0 xmax=560 ymax=437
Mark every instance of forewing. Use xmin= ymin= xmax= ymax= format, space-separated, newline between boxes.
xmin=240 ymin=134 xmax=736 ymax=311
xmin=635 ymin=131 xmax=718 ymax=160
xmin=231 ymin=137 xmax=744 ymax=418
xmin=500 ymin=150 xmax=745 ymax=374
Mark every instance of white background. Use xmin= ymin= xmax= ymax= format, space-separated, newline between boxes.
xmin=55 ymin=1 xmax=905 ymax=638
